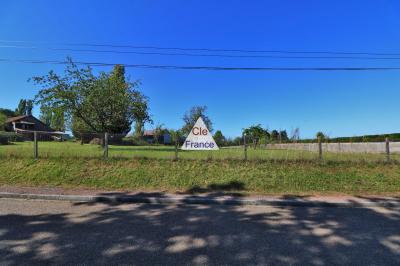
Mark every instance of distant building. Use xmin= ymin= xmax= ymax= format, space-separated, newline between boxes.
xmin=143 ymin=129 xmax=171 ymax=144
xmin=4 ymin=115 xmax=64 ymax=140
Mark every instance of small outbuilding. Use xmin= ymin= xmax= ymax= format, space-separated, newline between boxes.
xmin=143 ymin=129 xmax=171 ymax=144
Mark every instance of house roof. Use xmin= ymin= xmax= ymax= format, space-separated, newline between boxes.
xmin=6 ymin=115 xmax=55 ymax=132
xmin=143 ymin=130 xmax=155 ymax=136
xmin=6 ymin=115 xmax=30 ymax=123
xmin=143 ymin=129 xmax=170 ymax=136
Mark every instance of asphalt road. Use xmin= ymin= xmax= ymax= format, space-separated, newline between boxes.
xmin=0 ymin=198 xmax=400 ymax=265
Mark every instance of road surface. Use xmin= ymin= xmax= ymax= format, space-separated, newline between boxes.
xmin=1 ymin=198 xmax=400 ymax=265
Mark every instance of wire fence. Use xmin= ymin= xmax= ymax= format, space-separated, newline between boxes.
xmin=0 ymin=131 xmax=399 ymax=163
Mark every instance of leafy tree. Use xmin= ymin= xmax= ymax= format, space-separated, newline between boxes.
xmin=14 ymin=99 xmax=33 ymax=116
xmin=213 ymin=130 xmax=226 ymax=146
xmin=290 ymin=127 xmax=300 ymax=142
xmin=15 ymin=99 xmax=27 ymax=116
xmin=39 ymin=104 xmax=65 ymax=131
xmin=182 ymin=106 xmax=213 ymax=135
xmin=232 ymin=136 xmax=242 ymax=146
xmin=0 ymin=108 xmax=15 ymax=117
xmin=131 ymin=90 xmax=152 ymax=137
xmin=39 ymin=105 xmax=52 ymax=126
xmin=153 ymin=123 xmax=165 ymax=144
xmin=32 ymin=58 xmax=96 ymax=132
xmin=243 ymin=124 xmax=269 ymax=148
xmin=71 ymin=115 xmax=92 ymax=139
xmin=51 ymin=108 xmax=65 ymax=131
xmin=169 ymin=129 xmax=183 ymax=146
xmin=224 ymin=136 xmax=241 ymax=146
xmin=81 ymin=69 xmax=133 ymax=134
xmin=0 ymin=113 xmax=6 ymax=130
xmin=270 ymin=130 xmax=279 ymax=143
xmin=110 ymin=64 xmax=125 ymax=82
xmin=26 ymin=100 xmax=33 ymax=115
xmin=111 ymin=63 xmax=153 ymax=137
xmin=279 ymin=130 xmax=289 ymax=142
xmin=80 ymin=65 xmax=131 ymax=134
xmin=32 ymin=58 xmax=149 ymax=136
xmin=316 ymin=131 xmax=326 ymax=141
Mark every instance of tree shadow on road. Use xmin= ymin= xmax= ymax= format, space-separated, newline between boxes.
xmin=1 ymin=193 xmax=400 ymax=265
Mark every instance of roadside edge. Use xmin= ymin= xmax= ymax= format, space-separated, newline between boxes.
xmin=1 ymin=192 xmax=400 ymax=208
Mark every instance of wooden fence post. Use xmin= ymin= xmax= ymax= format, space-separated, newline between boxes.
xmin=386 ymin=137 xmax=390 ymax=162
xmin=174 ymin=138 xmax=179 ymax=161
xmin=318 ymin=136 xmax=323 ymax=161
xmin=104 ymin=132 xmax=109 ymax=159
xmin=243 ymin=134 xmax=248 ymax=160
xmin=34 ymin=131 xmax=38 ymax=160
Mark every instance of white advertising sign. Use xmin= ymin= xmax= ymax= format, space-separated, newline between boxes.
xmin=181 ymin=117 xmax=219 ymax=150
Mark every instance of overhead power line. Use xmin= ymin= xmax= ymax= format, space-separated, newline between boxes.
xmin=1 ymin=39 xmax=400 ymax=57
xmin=3 ymin=44 xmax=400 ymax=60
xmin=1 ymin=58 xmax=400 ymax=71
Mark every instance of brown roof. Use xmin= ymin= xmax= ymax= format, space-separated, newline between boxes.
xmin=6 ymin=115 xmax=30 ymax=123
xmin=143 ymin=130 xmax=170 ymax=136
xmin=143 ymin=130 xmax=155 ymax=136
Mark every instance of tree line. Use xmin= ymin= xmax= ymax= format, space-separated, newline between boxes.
xmin=212 ymin=125 xmax=300 ymax=148
xmin=300 ymin=132 xmax=400 ymax=143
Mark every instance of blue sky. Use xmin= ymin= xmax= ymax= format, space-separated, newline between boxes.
xmin=0 ymin=0 xmax=400 ymax=138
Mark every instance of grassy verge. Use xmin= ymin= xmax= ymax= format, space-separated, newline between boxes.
xmin=0 ymin=157 xmax=399 ymax=195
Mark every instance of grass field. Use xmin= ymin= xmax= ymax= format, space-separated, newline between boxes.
xmin=0 ymin=141 xmax=399 ymax=162
xmin=0 ymin=157 xmax=399 ymax=195
xmin=1 ymin=142 xmax=399 ymax=195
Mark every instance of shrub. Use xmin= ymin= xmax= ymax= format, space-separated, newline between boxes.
xmin=0 ymin=131 xmax=25 ymax=143
xmin=0 ymin=135 xmax=8 ymax=145
xmin=121 ymin=136 xmax=149 ymax=146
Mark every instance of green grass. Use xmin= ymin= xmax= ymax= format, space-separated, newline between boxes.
xmin=1 ymin=142 xmax=399 ymax=195
xmin=0 ymin=157 xmax=399 ymax=195
xmin=0 ymin=141 xmax=398 ymax=162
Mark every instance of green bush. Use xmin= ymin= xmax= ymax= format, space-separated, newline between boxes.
xmin=121 ymin=136 xmax=149 ymax=146
xmin=0 ymin=131 xmax=25 ymax=142
xmin=0 ymin=135 xmax=8 ymax=145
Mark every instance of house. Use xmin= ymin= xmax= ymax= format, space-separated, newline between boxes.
xmin=143 ymin=129 xmax=171 ymax=144
xmin=4 ymin=115 xmax=63 ymax=140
